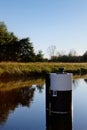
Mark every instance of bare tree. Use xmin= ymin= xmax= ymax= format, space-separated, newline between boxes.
xmin=47 ymin=45 xmax=56 ymax=59
xmin=68 ymin=49 xmax=77 ymax=56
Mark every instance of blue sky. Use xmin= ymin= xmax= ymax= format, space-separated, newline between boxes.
xmin=0 ymin=0 xmax=87 ymax=57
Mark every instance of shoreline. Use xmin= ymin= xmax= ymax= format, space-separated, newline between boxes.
xmin=0 ymin=62 xmax=87 ymax=80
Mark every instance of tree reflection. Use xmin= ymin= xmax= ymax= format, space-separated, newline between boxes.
xmin=73 ymin=78 xmax=87 ymax=89
xmin=84 ymin=79 xmax=87 ymax=83
xmin=73 ymin=79 xmax=79 ymax=90
xmin=0 ymin=86 xmax=35 ymax=124
xmin=36 ymin=84 xmax=44 ymax=93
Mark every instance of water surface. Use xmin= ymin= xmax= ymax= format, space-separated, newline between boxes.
xmin=0 ymin=78 xmax=87 ymax=130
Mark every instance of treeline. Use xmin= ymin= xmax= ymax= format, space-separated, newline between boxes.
xmin=0 ymin=38 xmax=38 ymax=62
xmin=0 ymin=22 xmax=44 ymax=62
xmin=50 ymin=52 xmax=87 ymax=62
xmin=0 ymin=21 xmax=87 ymax=62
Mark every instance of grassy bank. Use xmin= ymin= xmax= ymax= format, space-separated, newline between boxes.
xmin=0 ymin=62 xmax=87 ymax=80
xmin=0 ymin=62 xmax=87 ymax=91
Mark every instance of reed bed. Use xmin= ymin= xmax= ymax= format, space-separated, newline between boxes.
xmin=0 ymin=62 xmax=87 ymax=79
xmin=0 ymin=62 xmax=87 ymax=90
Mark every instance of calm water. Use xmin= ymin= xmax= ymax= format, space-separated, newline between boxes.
xmin=0 ymin=78 xmax=87 ymax=130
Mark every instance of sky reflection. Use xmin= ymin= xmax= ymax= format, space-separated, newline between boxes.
xmin=0 ymin=78 xmax=87 ymax=130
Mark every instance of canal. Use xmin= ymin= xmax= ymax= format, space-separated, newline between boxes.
xmin=0 ymin=78 xmax=87 ymax=130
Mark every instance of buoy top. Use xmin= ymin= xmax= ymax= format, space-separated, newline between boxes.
xmin=50 ymin=73 xmax=72 ymax=91
xmin=58 ymin=67 xmax=64 ymax=73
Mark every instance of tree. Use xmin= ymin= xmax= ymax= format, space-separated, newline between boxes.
xmin=0 ymin=21 xmax=8 ymax=44
xmin=68 ymin=49 xmax=77 ymax=57
xmin=35 ymin=50 xmax=44 ymax=61
xmin=0 ymin=21 xmax=19 ymax=61
xmin=47 ymin=45 xmax=56 ymax=60
xmin=0 ymin=21 xmax=18 ymax=44
xmin=82 ymin=51 xmax=87 ymax=62
xmin=0 ymin=21 xmax=37 ymax=62
xmin=18 ymin=38 xmax=35 ymax=62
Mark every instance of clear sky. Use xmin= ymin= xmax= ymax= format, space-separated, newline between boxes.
xmin=0 ymin=0 xmax=87 ymax=57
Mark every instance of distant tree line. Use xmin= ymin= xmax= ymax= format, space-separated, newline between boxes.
xmin=48 ymin=46 xmax=87 ymax=62
xmin=50 ymin=54 xmax=87 ymax=62
xmin=0 ymin=21 xmax=87 ymax=62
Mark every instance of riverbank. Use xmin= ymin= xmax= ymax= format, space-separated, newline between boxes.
xmin=0 ymin=62 xmax=87 ymax=81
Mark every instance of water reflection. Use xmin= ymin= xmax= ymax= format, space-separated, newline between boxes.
xmin=46 ymin=113 xmax=72 ymax=130
xmin=36 ymin=84 xmax=44 ymax=93
xmin=73 ymin=78 xmax=87 ymax=86
xmin=84 ymin=78 xmax=87 ymax=83
xmin=46 ymin=77 xmax=87 ymax=130
xmin=0 ymin=86 xmax=35 ymax=124
xmin=0 ymin=78 xmax=87 ymax=130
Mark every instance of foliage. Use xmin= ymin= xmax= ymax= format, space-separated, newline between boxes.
xmin=0 ymin=21 xmax=18 ymax=44
xmin=82 ymin=51 xmax=87 ymax=62
xmin=0 ymin=21 xmax=87 ymax=62
xmin=17 ymin=38 xmax=35 ymax=62
xmin=35 ymin=50 xmax=44 ymax=61
xmin=0 ymin=22 xmax=36 ymax=62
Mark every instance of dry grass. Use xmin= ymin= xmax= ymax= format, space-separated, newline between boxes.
xmin=0 ymin=62 xmax=87 ymax=78
xmin=0 ymin=62 xmax=87 ymax=91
